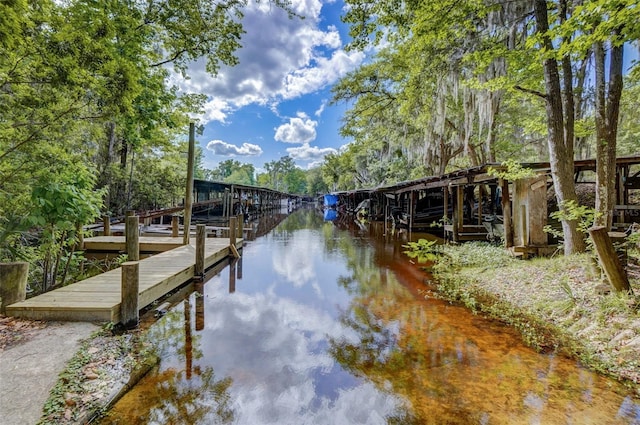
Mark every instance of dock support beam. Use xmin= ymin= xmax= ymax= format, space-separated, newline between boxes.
xmin=121 ymin=261 xmax=139 ymax=329
xmin=102 ymin=215 xmax=111 ymax=236
xmin=229 ymin=216 xmax=240 ymax=258
xmin=125 ymin=215 xmax=140 ymax=261
xmin=183 ymin=123 xmax=196 ymax=245
xmin=237 ymin=213 xmax=243 ymax=242
xmin=195 ymin=224 xmax=206 ymax=280
xmin=172 ymin=215 xmax=179 ymax=237
xmin=126 ymin=215 xmax=139 ymax=261
xmin=500 ymin=179 xmax=514 ymax=248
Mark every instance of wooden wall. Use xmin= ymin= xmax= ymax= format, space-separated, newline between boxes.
xmin=512 ymin=175 xmax=548 ymax=246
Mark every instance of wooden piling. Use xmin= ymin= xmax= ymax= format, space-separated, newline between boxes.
xmin=500 ymin=179 xmax=514 ymax=248
xmin=229 ymin=216 xmax=237 ymax=247
xmin=588 ymin=226 xmax=632 ymax=293
xmin=172 ymin=215 xmax=179 ymax=237
xmin=124 ymin=210 xmax=134 ymax=237
xmin=120 ymin=261 xmax=139 ymax=329
xmin=126 ymin=215 xmax=139 ymax=261
xmin=0 ymin=262 xmax=28 ymax=314
xmin=453 ymin=186 xmax=464 ymax=243
xmin=443 ymin=187 xmax=449 ymax=223
xmin=102 ymin=215 xmax=111 ymax=236
xmin=195 ymin=224 xmax=206 ymax=279
xmin=237 ymin=213 xmax=243 ymax=241
xmin=183 ymin=122 xmax=195 ymax=245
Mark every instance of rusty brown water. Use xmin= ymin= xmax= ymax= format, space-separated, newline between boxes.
xmin=100 ymin=209 xmax=640 ymax=424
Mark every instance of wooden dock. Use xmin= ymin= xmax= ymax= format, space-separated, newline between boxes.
xmin=5 ymin=237 xmax=241 ymax=322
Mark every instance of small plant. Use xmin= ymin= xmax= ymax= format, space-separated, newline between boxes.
xmin=556 ymin=276 xmax=577 ymax=313
xmin=430 ymin=215 xmax=451 ymax=228
xmin=403 ymin=238 xmax=439 ymax=263
xmin=544 ymin=200 xmax=601 ymax=248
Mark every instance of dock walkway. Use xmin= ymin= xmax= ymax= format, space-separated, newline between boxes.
xmin=6 ymin=237 xmax=241 ymax=323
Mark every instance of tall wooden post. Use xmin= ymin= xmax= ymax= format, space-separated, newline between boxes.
xmin=228 ymin=216 xmax=240 ymax=257
xmin=0 ymin=262 xmax=28 ymax=314
xmin=229 ymin=216 xmax=237 ymax=247
xmin=120 ymin=261 xmax=139 ymax=329
xmin=183 ymin=122 xmax=195 ymax=245
xmin=229 ymin=185 xmax=235 ymax=218
xmin=103 ymin=215 xmax=111 ymax=236
xmin=172 ymin=215 xmax=179 ymax=237
xmin=453 ymin=186 xmax=464 ymax=242
xmin=520 ymin=204 xmax=528 ymax=246
xmin=409 ymin=190 xmax=415 ymax=232
xmin=125 ymin=209 xmax=134 ymax=237
xmin=195 ymin=224 xmax=206 ymax=279
xmin=500 ymin=179 xmax=514 ymax=248
xmin=443 ymin=187 xmax=449 ymax=223
xmin=126 ymin=215 xmax=139 ymax=261
xmin=237 ymin=213 xmax=243 ymax=241
xmin=589 ymin=226 xmax=632 ymax=293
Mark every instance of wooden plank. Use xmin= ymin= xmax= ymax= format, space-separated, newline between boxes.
xmin=4 ymin=309 xmax=114 ymax=322
xmin=7 ymin=298 xmax=117 ymax=308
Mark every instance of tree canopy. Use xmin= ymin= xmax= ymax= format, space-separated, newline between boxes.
xmin=328 ymin=0 xmax=640 ymax=254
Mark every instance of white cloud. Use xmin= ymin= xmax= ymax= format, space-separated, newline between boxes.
xmin=201 ymin=98 xmax=233 ymax=123
xmin=196 ymin=273 xmax=404 ymax=425
xmin=315 ymin=100 xmax=327 ymax=117
xmin=286 ymin=143 xmax=336 ymax=162
xmin=206 ymin=140 xmax=263 ymax=156
xmin=281 ymin=49 xmax=365 ymax=100
xmin=175 ymin=0 xmax=364 ymax=124
xmin=274 ymin=113 xmax=318 ymax=144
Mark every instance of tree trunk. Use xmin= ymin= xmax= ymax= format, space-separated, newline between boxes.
xmin=98 ymin=122 xmax=117 ymax=210
xmin=534 ymin=0 xmax=585 ymax=254
xmin=594 ymin=39 xmax=623 ymax=229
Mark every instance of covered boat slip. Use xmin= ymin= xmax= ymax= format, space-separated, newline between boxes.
xmin=5 ymin=237 xmax=242 ymax=322
xmin=97 ymin=180 xmax=300 ymax=232
xmin=329 ymin=155 xmax=640 ymax=254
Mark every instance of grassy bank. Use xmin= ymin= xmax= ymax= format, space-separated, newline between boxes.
xmin=423 ymin=242 xmax=640 ymax=394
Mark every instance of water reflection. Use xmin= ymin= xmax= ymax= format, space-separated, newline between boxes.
xmin=102 ymin=209 xmax=640 ymax=425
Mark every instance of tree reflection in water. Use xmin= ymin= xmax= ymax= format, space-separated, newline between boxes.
xmin=100 ymin=301 xmax=235 ymax=424
xmin=327 ymin=223 xmax=640 ymax=425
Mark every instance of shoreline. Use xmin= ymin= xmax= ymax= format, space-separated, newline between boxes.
xmin=427 ymin=244 xmax=640 ymax=396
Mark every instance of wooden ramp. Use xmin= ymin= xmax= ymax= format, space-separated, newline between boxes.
xmin=5 ymin=238 xmax=241 ymax=323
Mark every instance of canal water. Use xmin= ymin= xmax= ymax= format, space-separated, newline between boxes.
xmin=101 ymin=209 xmax=640 ymax=424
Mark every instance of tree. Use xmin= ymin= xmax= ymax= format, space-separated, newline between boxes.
xmin=0 ymin=0 xmax=297 ymax=294
xmin=27 ymin=163 xmax=104 ymax=291
xmin=530 ymin=0 xmax=586 ymax=254
xmin=306 ymin=166 xmax=329 ymax=195
xmin=581 ymin=1 xmax=632 ymax=228
xmin=339 ymin=0 xmax=640 ymax=254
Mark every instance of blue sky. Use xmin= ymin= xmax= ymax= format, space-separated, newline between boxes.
xmin=174 ymin=0 xmax=364 ymax=173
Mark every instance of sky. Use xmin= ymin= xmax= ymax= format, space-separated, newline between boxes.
xmin=173 ymin=0 xmax=365 ymax=173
